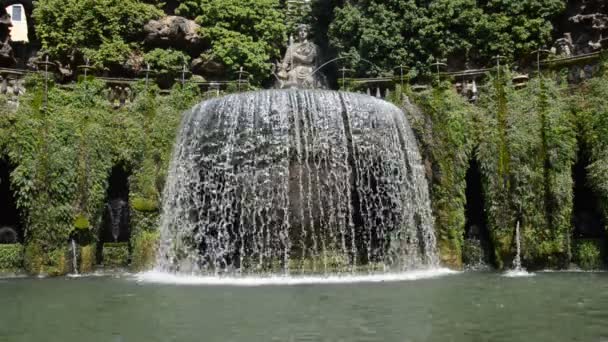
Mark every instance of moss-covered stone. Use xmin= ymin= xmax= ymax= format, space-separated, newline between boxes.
xmin=131 ymin=197 xmax=159 ymax=213
xmin=23 ymin=244 xmax=68 ymax=276
xmin=45 ymin=248 xmax=69 ymax=276
xmin=79 ymin=244 xmax=96 ymax=273
xmin=407 ymin=84 xmax=476 ymax=269
xmin=102 ymin=242 xmax=129 ymax=268
xmin=0 ymin=244 xmax=24 ymax=272
xmin=131 ymin=230 xmax=158 ymax=272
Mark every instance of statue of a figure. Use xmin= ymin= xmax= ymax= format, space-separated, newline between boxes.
xmin=275 ymin=24 xmax=324 ymax=89
xmin=551 ymin=33 xmax=575 ymax=57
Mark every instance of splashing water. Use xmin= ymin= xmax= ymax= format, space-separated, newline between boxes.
xmin=156 ymin=90 xmax=438 ymax=276
xmin=71 ymin=239 xmax=79 ymax=276
xmin=504 ymin=221 xmax=534 ymax=277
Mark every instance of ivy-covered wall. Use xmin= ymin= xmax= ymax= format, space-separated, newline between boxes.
xmin=476 ymin=74 xmax=576 ymax=269
xmin=405 ymin=83 xmax=476 ymax=268
xmin=403 ymin=64 xmax=608 ymax=270
xmin=2 ymin=63 xmax=608 ymax=274
xmin=0 ymin=76 xmax=199 ymax=275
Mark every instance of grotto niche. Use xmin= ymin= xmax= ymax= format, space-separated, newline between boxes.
xmin=0 ymin=158 xmax=21 ymax=244
xmin=97 ymin=164 xmax=131 ymax=262
xmin=571 ymin=151 xmax=605 ymax=240
xmin=463 ymin=157 xmax=494 ymax=268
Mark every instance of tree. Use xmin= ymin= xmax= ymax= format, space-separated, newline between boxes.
xmin=475 ymin=0 xmax=566 ymax=60
xmin=328 ymin=0 xmax=566 ymax=77
xmin=33 ymin=0 xmax=163 ymax=70
xmin=176 ymin=0 xmax=287 ymax=85
xmin=329 ymin=0 xmax=422 ymax=76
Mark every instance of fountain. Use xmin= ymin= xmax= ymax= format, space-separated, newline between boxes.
xmin=504 ymin=221 xmax=534 ymax=277
xmin=148 ymin=26 xmax=444 ymax=281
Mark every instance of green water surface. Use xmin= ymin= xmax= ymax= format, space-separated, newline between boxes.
xmin=1 ymin=272 xmax=607 ymax=341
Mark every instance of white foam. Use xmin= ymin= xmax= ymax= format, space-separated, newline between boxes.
xmin=503 ymin=269 xmax=535 ymax=278
xmin=135 ymin=268 xmax=458 ymax=286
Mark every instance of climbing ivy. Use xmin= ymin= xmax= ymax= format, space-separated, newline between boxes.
xmin=407 ymin=82 xmax=477 ymax=268
xmin=0 ymin=75 xmax=199 ymax=274
xmin=475 ymin=72 xmax=575 ymax=269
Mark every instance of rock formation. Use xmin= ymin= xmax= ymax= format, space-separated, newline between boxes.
xmin=564 ymin=0 xmax=608 ymax=54
xmin=144 ymin=16 xmax=203 ymax=52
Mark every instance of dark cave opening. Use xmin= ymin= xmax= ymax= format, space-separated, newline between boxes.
xmin=571 ymin=152 xmax=605 ymax=240
xmin=463 ymin=158 xmax=494 ymax=267
xmin=97 ymin=164 xmax=131 ymax=262
xmin=0 ymin=159 xmax=22 ymax=244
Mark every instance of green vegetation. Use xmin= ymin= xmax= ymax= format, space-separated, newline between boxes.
xmin=33 ymin=0 xmax=163 ymax=70
xmin=474 ymin=73 xmax=576 ymax=268
xmin=0 ymin=75 xmax=198 ymax=275
xmin=131 ymin=230 xmax=159 ymax=271
xmin=3 ymin=0 xmax=608 ymax=274
xmin=573 ymin=240 xmax=604 ymax=270
xmin=408 ymin=83 xmax=476 ymax=267
xmin=79 ymin=244 xmax=96 ymax=273
xmin=328 ymin=0 xmax=565 ymax=77
xmin=0 ymin=244 xmax=23 ymax=272
xmin=102 ymin=242 xmax=129 ymax=267
xmin=176 ymin=0 xmax=287 ymax=84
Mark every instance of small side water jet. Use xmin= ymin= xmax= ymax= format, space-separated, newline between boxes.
xmin=70 ymin=239 xmax=79 ymax=276
xmin=504 ymin=221 xmax=534 ymax=277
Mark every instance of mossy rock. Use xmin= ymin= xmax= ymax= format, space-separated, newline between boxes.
xmin=131 ymin=231 xmax=159 ymax=272
xmin=102 ymin=242 xmax=129 ymax=268
xmin=73 ymin=214 xmax=91 ymax=230
xmin=24 ymin=244 xmax=69 ymax=276
xmin=0 ymin=244 xmax=24 ymax=272
xmin=24 ymin=243 xmax=44 ymax=274
xmin=573 ymin=239 xmax=605 ymax=270
xmin=132 ymin=197 xmax=159 ymax=212
xmin=438 ymin=239 xmax=462 ymax=269
xmin=79 ymin=244 xmax=96 ymax=274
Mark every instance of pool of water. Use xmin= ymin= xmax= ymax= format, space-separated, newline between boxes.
xmin=1 ymin=271 xmax=608 ymax=341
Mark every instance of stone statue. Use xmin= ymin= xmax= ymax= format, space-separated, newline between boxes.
xmin=0 ymin=11 xmax=15 ymax=66
xmin=105 ymin=198 xmax=129 ymax=242
xmin=551 ymin=33 xmax=575 ymax=57
xmin=275 ymin=24 xmax=324 ymax=89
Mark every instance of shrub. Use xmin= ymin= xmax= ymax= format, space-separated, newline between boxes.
xmin=0 ymin=244 xmax=24 ymax=271
xmin=131 ymin=230 xmax=159 ymax=272
xmin=574 ymin=240 xmax=604 ymax=270
xmin=102 ymin=242 xmax=129 ymax=268
xmin=79 ymin=244 xmax=96 ymax=273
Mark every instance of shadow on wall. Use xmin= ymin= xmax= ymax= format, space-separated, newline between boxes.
xmin=571 ymin=148 xmax=606 ymax=269
xmin=0 ymin=158 xmax=22 ymax=244
xmin=463 ymin=157 xmax=495 ymax=268
xmin=572 ymin=151 xmax=605 ymax=239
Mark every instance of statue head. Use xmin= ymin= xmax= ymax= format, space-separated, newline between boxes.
xmin=296 ymin=24 xmax=310 ymax=42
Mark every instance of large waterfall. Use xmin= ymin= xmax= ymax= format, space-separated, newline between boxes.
xmin=157 ymin=90 xmax=437 ymax=275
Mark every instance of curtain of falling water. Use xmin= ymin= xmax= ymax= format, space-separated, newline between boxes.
xmin=157 ymin=90 xmax=437 ymax=275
